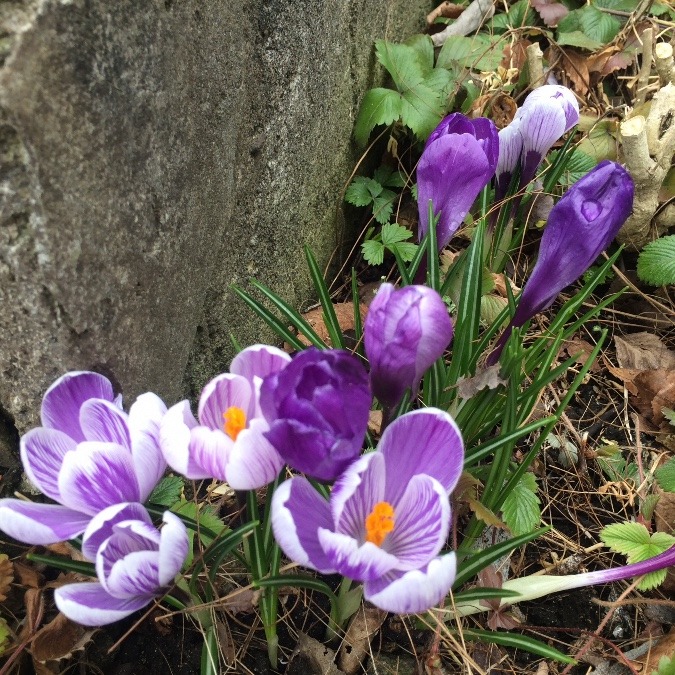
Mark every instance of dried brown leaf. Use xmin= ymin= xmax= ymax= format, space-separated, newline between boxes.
xmin=338 ymin=607 xmax=387 ymax=675
xmin=629 ymin=627 xmax=675 ymax=673
xmin=564 ymin=338 xmax=601 ymax=372
xmin=427 ymin=1 xmax=464 ymax=24
xmin=19 ymin=587 xmax=44 ymax=641
xmin=30 ymin=612 xmax=87 ymax=663
xmin=531 ymin=0 xmax=569 ymax=27
xmin=298 ymin=303 xmax=366 ymax=347
xmin=501 ymin=39 xmax=532 ymax=74
xmin=14 ymin=561 xmax=43 ymax=589
xmin=548 ymin=46 xmax=590 ymax=95
xmin=0 ymin=554 xmax=13 ymax=602
xmin=634 ymin=370 xmax=675 ymax=424
xmin=367 ymin=410 xmax=382 ymax=437
xmin=587 ymin=45 xmax=633 ymax=75
xmin=457 ymin=364 xmax=506 ymax=400
xmin=288 ymin=632 xmax=343 ymax=674
xmin=615 ymin=333 xmax=675 ymax=371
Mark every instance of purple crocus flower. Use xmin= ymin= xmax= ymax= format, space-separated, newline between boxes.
xmin=0 ymin=372 xmax=167 ymax=545
xmin=364 ymin=284 xmax=453 ymax=409
xmin=271 ymin=409 xmax=464 ymax=613
xmin=496 ymin=85 xmax=579 ymax=197
xmin=54 ymin=503 xmax=188 ymax=626
xmin=418 ymin=113 xmax=498 ymax=252
xmin=489 ymin=160 xmax=634 ymax=363
xmin=260 ymin=347 xmax=372 ymax=482
xmin=455 ymin=544 xmax=675 ymax=619
xmin=160 ymin=344 xmax=291 ymax=490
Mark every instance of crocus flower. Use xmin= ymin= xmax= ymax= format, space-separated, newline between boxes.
xmin=260 ymin=347 xmax=371 ymax=482
xmin=54 ymin=503 xmax=188 ymax=626
xmin=454 ymin=544 xmax=675 ymax=619
xmin=160 ymin=344 xmax=291 ymax=490
xmin=364 ymin=284 xmax=453 ymax=409
xmin=0 ymin=372 xmax=167 ymax=545
xmin=417 ymin=113 xmax=498 ymax=253
xmin=272 ymin=408 xmax=464 ymax=613
xmin=496 ymin=85 xmax=579 ymax=198
xmin=488 ymin=160 xmax=634 ymax=363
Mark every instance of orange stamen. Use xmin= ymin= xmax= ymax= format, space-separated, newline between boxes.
xmin=223 ymin=406 xmax=247 ymax=441
xmin=365 ymin=501 xmax=395 ymax=547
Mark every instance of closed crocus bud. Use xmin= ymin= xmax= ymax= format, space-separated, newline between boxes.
xmin=489 ymin=160 xmax=634 ymax=363
xmin=495 ymin=85 xmax=579 ymax=197
xmin=260 ymin=348 xmax=372 ymax=482
xmin=418 ymin=113 xmax=498 ymax=253
xmin=364 ymin=284 xmax=453 ymax=409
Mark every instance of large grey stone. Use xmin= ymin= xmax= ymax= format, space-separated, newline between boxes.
xmin=0 ymin=0 xmax=427 ymax=449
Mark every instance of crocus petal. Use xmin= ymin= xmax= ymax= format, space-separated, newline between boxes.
xmin=495 ymin=118 xmax=524 ymax=196
xmin=364 ymin=552 xmax=457 ymax=614
xmin=157 ymin=511 xmax=188 ymax=586
xmin=20 ymin=428 xmax=76 ymax=502
xmin=79 ymin=399 xmax=131 ymax=449
xmin=198 ymin=374 xmax=254 ymax=430
xmin=41 ymin=372 xmax=115 ymax=442
xmin=81 ymin=503 xmax=151 ymax=561
xmin=128 ymin=393 xmax=168 ymax=501
xmin=379 ymin=409 xmax=464 ymax=503
xmin=385 ymin=475 xmax=450 ymax=570
xmin=54 ymin=582 xmax=151 ymax=626
xmin=225 ymin=418 xmax=284 ymax=490
xmin=519 ymin=99 xmax=566 ymax=186
xmin=318 ymin=528 xmax=399 ymax=581
xmin=230 ymin=344 xmax=291 ymax=382
xmin=159 ymin=400 xmax=203 ymax=477
xmin=0 ymin=500 xmax=91 ymax=544
xmin=522 ymin=84 xmax=579 ymax=131
xmin=271 ymin=477 xmax=337 ymax=574
xmin=186 ymin=426 xmax=233 ymax=481
xmin=332 ymin=452 xmax=384 ymax=536
xmin=58 ymin=442 xmax=141 ymax=515
xmin=103 ymin=550 xmax=160 ymax=598
xmin=417 ymin=133 xmax=492 ymax=251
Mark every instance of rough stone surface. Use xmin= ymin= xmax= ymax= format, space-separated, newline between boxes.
xmin=0 ymin=0 xmax=427 ymax=451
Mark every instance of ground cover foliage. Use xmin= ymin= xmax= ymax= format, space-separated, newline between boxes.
xmin=1 ymin=1 xmax=675 ymax=673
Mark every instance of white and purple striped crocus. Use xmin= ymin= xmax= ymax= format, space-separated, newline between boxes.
xmin=55 ymin=503 xmax=188 ymax=626
xmin=364 ymin=284 xmax=453 ymax=410
xmin=0 ymin=372 xmax=167 ymax=545
xmin=489 ymin=160 xmax=634 ymax=363
xmin=272 ymin=409 xmax=464 ymax=614
xmin=417 ymin=113 xmax=499 ymax=254
xmin=260 ymin=347 xmax=372 ymax=482
xmin=496 ymin=85 xmax=579 ymax=199
xmin=160 ymin=344 xmax=291 ymax=490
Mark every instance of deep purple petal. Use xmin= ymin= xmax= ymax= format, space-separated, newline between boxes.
xmin=41 ymin=372 xmax=115 ymax=442
xmin=81 ymin=503 xmax=152 ymax=561
xmin=318 ymin=528 xmax=399 ymax=581
xmin=159 ymin=401 xmax=201 ymax=477
xmin=58 ymin=442 xmax=141 ymax=515
xmin=198 ymin=374 xmax=254 ymax=430
xmin=385 ymin=475 xmax=450 ymax=570
xmin=271 ymin=478 xmax=337 ymax=574
xmin=363 ymin=552 xmax=457 ymax=614
xmin=79 ymin=399 xmax=131 ymax=449
xmin=379 ymin=409 xmax=464 ymax=504
xmin=128 ymin=393 xmax=168 ymax=501
xmin=417 ymin=133 xmax=493 ymax=251
xmin=54 ymin=582 xmax=151 ymax=626
xmin=0 ymin=500 xmax=91 ymax=544
xmin=230 ymin=344 xmax=292 ymax=382
xmin=225 ymin=418 xmax=284 ymax=490
xmin=157 ymin=511 xmax=188 ymax=586
xmin=20 ymin=428 xmax=76 ymax=502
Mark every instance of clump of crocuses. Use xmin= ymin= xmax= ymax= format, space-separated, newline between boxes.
xmin=364 ymin=283 xmax=453 ymax=410
xmin=0 ymin=372 xmax=167 ymax=544
xmin=272 ymin=408 xmax=464 ymax=613
xmin=260 ymin=347 xmax=372 ymax=482
xmin=160 ymin=344 xmax=291 ymax=489
xmin=417 ymin=113 xmax=498 ymax=255
xmin=55 ymin=503 xmax=188 ymax=625
xmin=489 ymin=160 xmax=634 ymax=362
